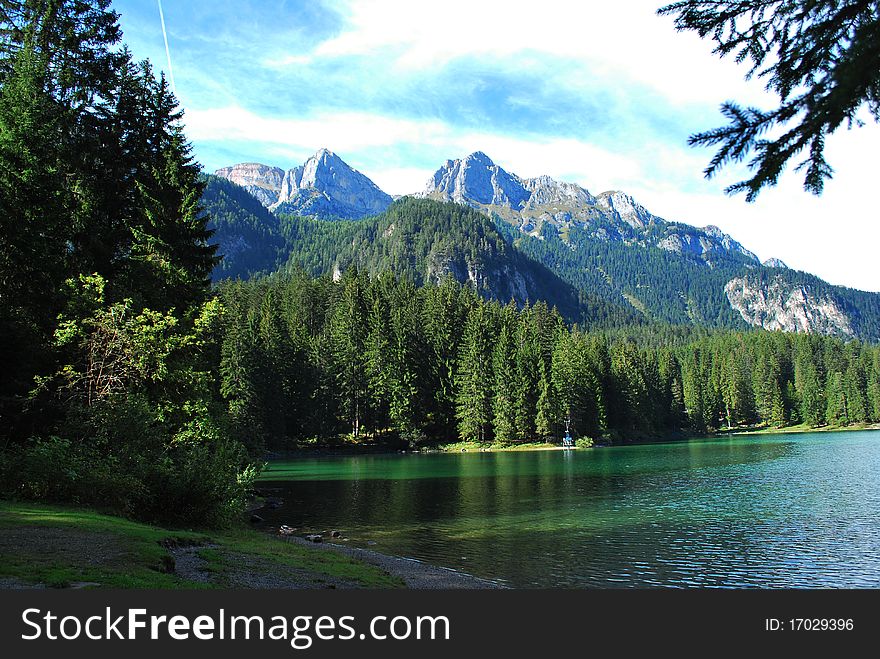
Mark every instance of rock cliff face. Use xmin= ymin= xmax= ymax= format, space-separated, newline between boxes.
xmin=421 ymin=152 xmax=759 ymax=265
xmin=425 ymin=151 xmax=531 ymax=208
xmin=725 ymin=275 xmax=855 ymax=337
xmin=213 ymin=163 xmax=284 ymax=207
xmin=215 ymin=149 xmax=392 ymax=220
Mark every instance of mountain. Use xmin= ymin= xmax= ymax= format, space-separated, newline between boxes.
xmin=421 ymin=151 xmax=759 ymax=266
xmin=273 ymin=197 xmax=637 ymax=325
xmin=213 ymin=163 xmax=284 ymax=208
xmin=418 ymin=152 xmax=880 ymax=339
xmin=204 ymin=150 xmax=880 ymax=340
xmin=725 ymin=271 xmax=880 ymax=340
xmin=726 ymin=274 xmax=854 ymax=337
xmin=214 ymin=149 xmax=392 ymax=220
xmin=202 ymin=174 xmax=286 ymax=280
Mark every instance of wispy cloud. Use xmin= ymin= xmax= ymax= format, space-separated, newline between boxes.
xmin=183 ymin=105 xmax=646 ymax=193
xmin=185 ymin=106 xmax=449 ymax=154
xmin=273 ymin=0 xmax=772 ymax=106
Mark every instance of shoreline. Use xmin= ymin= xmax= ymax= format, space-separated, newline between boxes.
xmin=719 ymin=422 xmax=880 ymax=438
xmin=0 ymin=500 xmax=502 ymax=590
xmin=281 ymin=535 xmax=505 ymax=589
xmin=263 ymin=423 xmax=880 ymax=461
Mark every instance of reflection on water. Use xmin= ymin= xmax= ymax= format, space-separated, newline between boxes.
xmin=258 ymin=431 xmax=880 ymax=588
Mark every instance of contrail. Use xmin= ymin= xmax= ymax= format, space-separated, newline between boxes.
xmin=157 ymin=0 xmax=177 ymax=95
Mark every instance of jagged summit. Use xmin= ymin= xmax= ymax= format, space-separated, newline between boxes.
xmin=215 ymin=149 xmax=392 ymax=220
xmin=422 ymin=153 xmax=759 ymax=265
xmin=423 ymin=151 xmax=530 ymax=209
xmin=206 ymin=149 xmax=880 ymax=340
xmin=215 ymin=149 xmax=760 ymax=265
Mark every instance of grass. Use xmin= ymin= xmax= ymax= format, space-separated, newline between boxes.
xmin=0 ymin=500 xmax=403 ymax=589
xmin=437 ymin=440 xmax=568 ymax=452
xmin=718 ymin=421 xmax=880 ymax=437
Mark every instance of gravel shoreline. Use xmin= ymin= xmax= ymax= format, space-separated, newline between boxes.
xmin=283 ymin=536 xmax=505 ymax=589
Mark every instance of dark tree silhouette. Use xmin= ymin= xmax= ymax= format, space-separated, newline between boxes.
xmin=659 ymin=1 xmax=880 ymax=200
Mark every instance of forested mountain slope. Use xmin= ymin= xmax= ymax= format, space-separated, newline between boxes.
xmin=204 ymin=162 xmax=880 ymax=341
xmin=272 ymin=198 xmax=639 ymax=326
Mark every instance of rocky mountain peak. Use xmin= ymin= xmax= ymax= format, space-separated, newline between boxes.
xmin=465 ymin=150 xmax=495 ymax=165
xmin=763 ymin=257 xmax=789 ymax=269
xmin=596 ymin=191 xmax=656 ymax=230
xmin=423 ymin=152 xmax=530 ymax=209
xmin=420 ymin=153 xmax=763 ymax=265
xmin=216 ymin=150 xmax=392 ymax=220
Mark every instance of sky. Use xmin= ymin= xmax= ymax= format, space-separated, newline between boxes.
xmin=117 ymin=0 xmax=880 ymax=293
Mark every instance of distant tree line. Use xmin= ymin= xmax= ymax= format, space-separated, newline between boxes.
xmin=218 ymin=270 xmax=880 ymax=452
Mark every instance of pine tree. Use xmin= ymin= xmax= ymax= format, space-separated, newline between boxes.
xmin=659 ymin=0 xmax=880 ymax=200
xmin=868 ymin=350 xmax=880 ymax=423
xmin=718 ymin=344 xmax=754 ymax=428
xmin=797 ymin=358 xmax=825 ymax=427
xmin=491 ymin=304 xmax=518 ymax=444
xmin=122 ymin=66 xmax=217 ymax=311
xmin=534 ymin=357 xmax=557 ymax=439
xmin=826 ymin=371 xmax=849 ymax=426
xmin=657 ymin=348 xmax=687 ymax=429
xmin=552 ymin=331 xmax=606 ymax=440
xmin=329 ymin=269 xmax=369 ymax=437
xmin=364 ymin=280 xmax=392 ymax=432
xmin=423 ymin=277 xmax=469 ymax=437
xmin=455 ymin=303 xmax=494 ymax=442
xmin=385 ymin=276 xmax=425 ymax=437
xmin=753 ymin=345 xmax=787 ymax=427
xmin=512 ymin=307 xmax=541 ymax=441
xmin=609 ymin=341 xmax=652 ymax=433
xmin=843 ymin=358 xmax=868 ymax=424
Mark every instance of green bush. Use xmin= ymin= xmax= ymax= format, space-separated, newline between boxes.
xmin=0 ymin=393 xmax=259 ymax=528
xmin=0 ymin=436 xmax=145 ymax=513
xmin=575 ymin=437 xmax=594 ymax=449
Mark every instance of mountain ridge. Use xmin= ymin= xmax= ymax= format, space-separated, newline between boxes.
xmin=206 ymin=150 xmax=879 ymax=340
xmin=420 ymin=152 xmax=761 ymax=266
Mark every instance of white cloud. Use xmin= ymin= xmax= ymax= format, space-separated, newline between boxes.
xmin=185 ymin=105 xmax=645 ymax=194
xmin=187 ymin=102 xmax=879 ymax=293
xmin=284 ymin=0 xmax=772 ymax=107
xmin=368 ymin=166 xmax=436 ymax=194
xmin=183 ymin=0 xmax=880 ymax=295
xmin=184 ymin=106 xmax=450 ymax=154
xmin=443 ymin=133 xmax=643 ymax=193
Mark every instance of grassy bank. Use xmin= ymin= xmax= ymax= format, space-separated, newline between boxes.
xmin=0 ymin=501 xmax=403 ymax=589
xmin=442 ymin=424 xmax=880 ymax=452
xmin=719 ymin=422 xmax=880 ymax=437
xmin=436 ymin=440 xmax=570 ymax=452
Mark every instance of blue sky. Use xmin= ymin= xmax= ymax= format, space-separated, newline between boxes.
xmin=118 ymin=0 xmax=879 ymax=292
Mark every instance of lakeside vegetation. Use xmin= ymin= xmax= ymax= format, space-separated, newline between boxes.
xmin=0 ymin=500 xmax=402 ymax=589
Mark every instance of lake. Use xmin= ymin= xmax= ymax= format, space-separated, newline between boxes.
xmin=258 ymin=430 xmax=880 ymax=588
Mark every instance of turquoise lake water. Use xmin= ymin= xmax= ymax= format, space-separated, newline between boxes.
xmin=259 ymin=430 xmax=880 ymax=588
